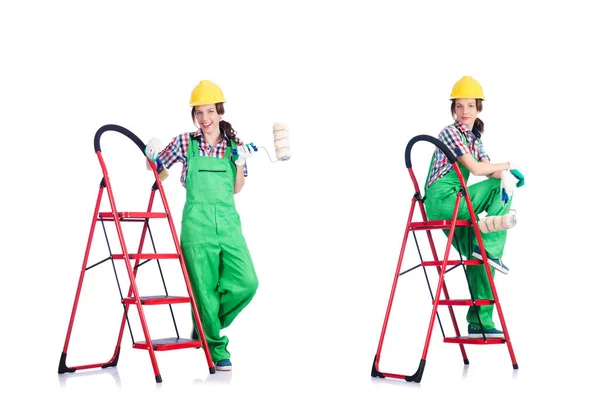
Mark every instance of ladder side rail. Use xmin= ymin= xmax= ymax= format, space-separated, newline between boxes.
xmin=95 ymin=132 xmax=164 ymax=381
xmin=374 ymin=155 xmax=466 ymax=380
xmin=433 ymin=154 xmax=498 ymax=349
xmin=58 ymin=186 xmax=109 ymax=373
xmin=373 ymin=135 xmax=458 ymax=381
xmin=455 ymin=168 xmax=503 ymax=323
xmin=449 ymin=146 xmax=518 ymax=365
xmin=409 ymin=138 xmax=494 ymax=343
xmin=458 ymin=171 xmax=518 ymax=364
xmin=372 ymin=196 xmax=419 ymax=379
xmin=432 ymin=153 xmax=491 ymax=335
xmin=406 ymin=136 xmax=468 ymax=380
xmin=153 ymin=167 xmax=215 ymax=370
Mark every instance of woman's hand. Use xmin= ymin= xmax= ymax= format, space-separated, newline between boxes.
xmin=233 ymin=143 xmax=257 ymax=166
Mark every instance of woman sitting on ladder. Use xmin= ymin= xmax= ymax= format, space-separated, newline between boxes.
xmin=423 ymin=76 xmax=525 ymax=338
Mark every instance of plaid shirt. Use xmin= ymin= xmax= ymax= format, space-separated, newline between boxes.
xmin=158 ymin=130 xmax=248 ymax=188
xmin=426 ymin=121 xmax=490 ymax=188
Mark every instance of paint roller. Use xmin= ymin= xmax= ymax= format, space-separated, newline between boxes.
xmin=234 ymin=122 xmax=291 ymax=163
xmin=478 ymin=209 xmax=517 ymax=233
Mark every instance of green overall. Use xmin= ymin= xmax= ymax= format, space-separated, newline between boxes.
xmin=423 ymin=137 xmax=512 ymax=330
xmin=181 ymin=137 xmax=258 ymax=362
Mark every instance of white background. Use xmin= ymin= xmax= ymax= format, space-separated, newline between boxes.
xmin=1 ymin=0 xmax=598 ymax=405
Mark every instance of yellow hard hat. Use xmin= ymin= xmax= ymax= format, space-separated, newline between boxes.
xmin=450 ymin=76 xmax=485 ymax=100
xmin=189 ymin=80 xmax=226 ymax=106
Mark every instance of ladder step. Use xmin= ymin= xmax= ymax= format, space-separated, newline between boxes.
xmin=437 ymin=299 xmax=494 ymax=306
xmin=112 ymin=253 xmax=180 ymax=260
xmin=98 ymin=212 xmax=168 ymax=221
xmin=133 ymin=337 xmax=203 ymax=351
xmin=444 ymin=337 xmax=506 ymax=345
xmin=123 ymin=295 xmax=191 ymax=305
xmin=422 ymin=259 xmax=482 ymax=267
xmin=410 ymin=219 xmax=472 ymax=230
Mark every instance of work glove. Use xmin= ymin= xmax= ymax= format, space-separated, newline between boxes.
xmin=509 ymin=168 xmax=525 ymax=188
xmin=506 ymin=162 xmax=525 ymax=188
xmin=145 ymin=138 xmax=161 ymax=162
xmin=500 ymin=170 xmax=518 ymax=205
xmin=232 ymin=142 xmax=257 ymax=166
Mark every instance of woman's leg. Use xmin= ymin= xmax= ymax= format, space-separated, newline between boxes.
xmin=466 ymin=178 xmax=512 ymax=259
xmin=426 ymin=178 xmax=509 ymax=330
xmin=218 ymin=235 xmax=259 ymax=330
xmin=183 ymin=241 xmax=231 ymax=361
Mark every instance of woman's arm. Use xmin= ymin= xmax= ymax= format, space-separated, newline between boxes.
xmin=457 ymin=154 xmax=509 ymax=178
xmin=234 ymin=164 xmax=245 ymax=194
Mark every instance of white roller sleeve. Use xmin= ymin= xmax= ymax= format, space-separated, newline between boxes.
xmin=478 ymin=210 xmax=517 ymax=233
xmin=273 ymin=122 xmax=291 ymax=161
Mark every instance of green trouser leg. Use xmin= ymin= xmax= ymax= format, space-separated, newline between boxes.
xmin=427 ymin=178 xmax=512 ymax=330
xmin=183 ymin=239 xmax=258 ymax=362
xmin=183 ymin=242 xmax=227 ymax=360
xmin=217 ymin=231 xmax=258 ymax=330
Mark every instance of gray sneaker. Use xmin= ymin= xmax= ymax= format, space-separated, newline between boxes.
xmin=472 ymin=246 xmax=509 ymax=274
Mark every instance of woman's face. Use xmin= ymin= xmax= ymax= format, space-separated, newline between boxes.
xmin=453 ymin=98 xmax=479 ymax=129
xmin=194 ymin=104 xmax=222 ymax=134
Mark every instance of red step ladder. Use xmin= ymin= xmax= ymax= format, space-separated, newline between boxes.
xmin=58 ymin=124 xmax=215 ymax=383
xmin=371 ymin=135 xmax=518 ymax=383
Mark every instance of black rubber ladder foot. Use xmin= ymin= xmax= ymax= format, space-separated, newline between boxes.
xmin=101 ymin=347 xmax=120 ymax=368
xmin=58 ymin=352 xmax=76 ymax=374
xmin=464 ymin=358 xmax=470 ymax=365
xmin=209 ymin=366 xmax=216 ymax=374
xmin=513 ymin=363 xmax=519 ymax=369
xmin=405 ymin=359 xmax=426 ymax=383
xmin=371 ymin=355 xmax=384 ymax=378
xmin=155 ymin=375 xmax=162 ymax=383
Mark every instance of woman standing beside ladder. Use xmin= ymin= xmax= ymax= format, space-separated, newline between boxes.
xmin=145 ymin=79 xmax=259 ymax=371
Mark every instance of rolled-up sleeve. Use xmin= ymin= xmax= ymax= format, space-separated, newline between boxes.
xmin=440 ymin=126 xmax=469 ymax=157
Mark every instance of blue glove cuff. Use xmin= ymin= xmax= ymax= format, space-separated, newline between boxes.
xmin=501 ymin=188 xmax=510 ymax=205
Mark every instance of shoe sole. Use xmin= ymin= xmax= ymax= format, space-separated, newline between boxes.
xmin=472 ymin=251 xmax=509 ymax=275
xmin=215 ymin=365 xmax=232 ymax=372
xmin=468 ymin=333 xmax=504 ymax=339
